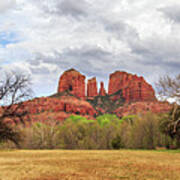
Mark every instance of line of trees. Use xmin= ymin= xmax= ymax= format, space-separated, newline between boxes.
xmin=1 ymin=113 xmax=176 ymax=150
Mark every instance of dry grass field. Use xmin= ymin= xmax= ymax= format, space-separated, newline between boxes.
xmin=0 ymin=150 xmax=180 ymax=180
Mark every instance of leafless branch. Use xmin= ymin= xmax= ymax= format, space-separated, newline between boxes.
xmin=156 ymin=74 xmax=180 ymax=102
xmin=0 ymin=71 xmax=33 ymax=145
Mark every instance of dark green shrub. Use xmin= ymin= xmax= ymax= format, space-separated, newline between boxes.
xmin=111 ymin=135 xmax=123 ymax=149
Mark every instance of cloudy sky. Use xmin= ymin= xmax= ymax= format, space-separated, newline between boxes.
xmin=1 ymin=0 xmax=180 ymax=97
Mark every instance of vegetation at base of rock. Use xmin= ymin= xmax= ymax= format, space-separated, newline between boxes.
xmin=1 ymin=112 xmax=179 ymax=150
xmin=87 ymin=91 xmax=125 ymax=115
xmin=66 ymin=115 xmax=94 ymax=124
xmin=96 ymin=114 xmax=123 ymax=127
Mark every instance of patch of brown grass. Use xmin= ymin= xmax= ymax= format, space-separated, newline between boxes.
xmin=0 ymin=150 xmax=179 ymax=180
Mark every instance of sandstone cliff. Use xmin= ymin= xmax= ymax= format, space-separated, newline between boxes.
xmin=58 ymin=69 xmax=85 ymax=99
xmin=87 ymin=77 xmax=98 ymax=98
xmin=99 ymin=82 xmax=106 ymax=96
xmin=58 ymin=69 xmax=156 ymax=103
xmin=108 ymin=71 xmax=156 ymax=103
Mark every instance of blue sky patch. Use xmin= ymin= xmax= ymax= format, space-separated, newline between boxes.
xmin=0 ymin=32 xmax=20 ymax=47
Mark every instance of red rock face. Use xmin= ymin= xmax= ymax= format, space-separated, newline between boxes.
xmin=114 ymin=101 xmax=171 ymax=118
xmin=58 ymin=69 xmax=156 ymax=103
xmin=108 ymin=71 xmax=156 ymax=103
xmin=58 ymin=69 xmax=85 ymax=99
xmin=23 ymin=96 xmax=97 ymax=122
xmin=99 ymin=82 xmax=106 ymax=96
xmin=87 ymin=77 xmax=98 ymax=98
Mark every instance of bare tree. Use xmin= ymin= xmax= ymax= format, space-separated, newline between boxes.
xmin=156 ymin=74 xmax=180 ymax=102
xmin=157 ymin=74 xmax=180 ymax=147
xmin=0 ymin=72 xmax=32 ymax=146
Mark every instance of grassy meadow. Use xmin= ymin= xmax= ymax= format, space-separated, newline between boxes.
xmin=0 ymin=150 xmax=180 ymax=180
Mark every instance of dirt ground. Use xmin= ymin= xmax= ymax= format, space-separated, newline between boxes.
xmin=0 ymin=150 xmax=180 ymax=180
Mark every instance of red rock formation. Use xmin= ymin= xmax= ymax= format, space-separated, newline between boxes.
xmin=22 ymin=96 xmax=97 ymax=122
xmin=87 ymin=77 xmax=98 ymax=98
xmin=108 ymin=71 xmax=156 ymax=103
xmin=58 ymin=69 xmax=85 ymax=99
xmin=99 ymin=82 xmax=106 ymax=96
xmin=114 ymin=101 xmax=171 ymax=118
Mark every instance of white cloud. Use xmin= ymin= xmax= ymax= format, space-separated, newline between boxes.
xmin=1 ymin=0 xmax=180 ymax=97
xmin=0 ymin=0 xmax=16 ymax=13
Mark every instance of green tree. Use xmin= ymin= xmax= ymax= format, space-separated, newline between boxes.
xmin=66 ymin=115 xmax=94 ymax=124
xmin=59 ymin=114 xmax=124 ymax=149
xmin=96 ymin=114 xmax=121 ymax=127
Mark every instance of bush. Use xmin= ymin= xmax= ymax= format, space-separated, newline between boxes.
xmin=19 ymin=120 xmax=61 ymax=149
xmin=120 ymin=113 xmax=173 ymax=149
xmin=96 ymin=114 xmax=122 ymax=127
xmin=59 ymin=115 xmax=123 ymax=149
xmin=66 ymin=115 xmax=94 ymax=124
xmin=111 ymin=135 xmax=123 ymax=149
xmin=159 ymin=111 xmax=180 ymax=149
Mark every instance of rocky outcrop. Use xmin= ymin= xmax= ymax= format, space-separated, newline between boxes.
xmin=58 ymin=69 xmax=85 ymax=99
xmin=58 ymin=69 xmax=156 ymax=103
xmin=114 ymin=101 xmax=171 ymax=118
xmin=87 ymin=77 xmax=98 ymax=98
xmin=108 ymin=71 xmax=156 ymax=103
xmin=99 ymin=82 xmax=106 ymax=96
xmin=23 ymin=95 xmax=97 ymax=122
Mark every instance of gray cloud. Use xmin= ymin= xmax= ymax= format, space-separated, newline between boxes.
xmin=159 ymin=4 xmax=180 ymax=23
xmin=56 ymin=0 xmax=89 ymax=18
xmin=27 ymin=44 xmax=152 ymax=80
xmin=33 ymin=0 xmax=90 ymax=19
xmin=128 ymin=36 xmax=180 ymax=78
xmin=29 ymin=45 xmax=114 ymax=77
xmin=104 ymin=20 xmax=139 ymax=41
